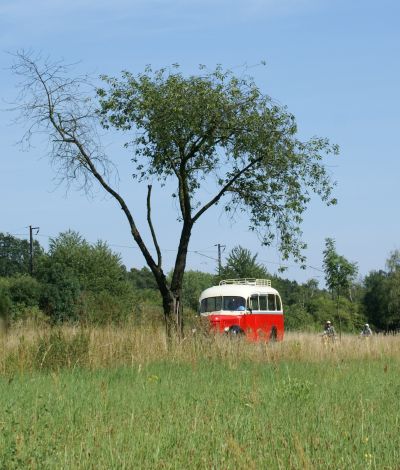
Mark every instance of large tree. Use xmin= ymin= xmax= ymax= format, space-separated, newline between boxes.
xmin=323 ymin=238 xmax=358 ymax=301
xmin=322 ymin=238 xmax=358 ymax=336
xmin=362 ymin=251 xmax=400 ymax=331
xmin=12 ymin=53 xmax=338 ymax=334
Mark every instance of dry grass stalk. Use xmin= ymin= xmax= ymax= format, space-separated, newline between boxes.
xmin=1 ymin=324 xmax=400 ymax=374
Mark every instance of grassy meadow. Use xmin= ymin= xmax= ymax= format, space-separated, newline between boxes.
xmin=1 ymin=326 xmax=400 ymax=469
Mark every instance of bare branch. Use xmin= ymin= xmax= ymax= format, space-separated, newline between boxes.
xmin=10 ymin=51 xmax=168 ymax=286
xmin=192 ymin=156 xmax=264 ymax=223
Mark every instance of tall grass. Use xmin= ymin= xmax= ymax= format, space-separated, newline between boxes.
xmin=1 ymin=325 xmax=400 ymax=468
xmin=1 ymin=324 xmax=400 ymax=373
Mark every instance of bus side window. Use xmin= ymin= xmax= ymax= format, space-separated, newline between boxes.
xmin=259 ymin=295 xmax=267 ymax=311
xmin=267 ymin=294 xmax=276 ymax=311
xmin=200 ymin=298 xmax=208 ymax=313
xmin=208 ymin=297 xmax=216 ymax=312
xmin=275 ymin=295 xmax=282 ymax=311
xmin=250 ymin=294 xmax=259 ymax=311
xmin=215 ymin=296 xmax=222 ymax=310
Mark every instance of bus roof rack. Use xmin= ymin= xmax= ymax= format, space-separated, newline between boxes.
xmin=219 ymin=279 xmax=271 ymax=287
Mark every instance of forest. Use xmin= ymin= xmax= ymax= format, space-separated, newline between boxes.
xmin=1 ymin=230 xmax=399 ymax=333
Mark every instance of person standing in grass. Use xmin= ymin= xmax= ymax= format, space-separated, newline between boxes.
xmin=360 ymin=323 xmax=373 ymax=337
xmin=322 ymin=320 xmax=336 ymax=341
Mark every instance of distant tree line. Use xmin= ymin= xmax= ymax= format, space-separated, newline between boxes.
xmin=1 ymin=231 xmax=400 ymax=332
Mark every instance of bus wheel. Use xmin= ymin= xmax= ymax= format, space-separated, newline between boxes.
xmin=269 ymin=326 xmax=278 ymax=342
xmin=226 ymin=325 xmax=244 ymax=337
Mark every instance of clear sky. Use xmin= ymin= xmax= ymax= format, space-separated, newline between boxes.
xmin=1 ymin=0 xmax=399 ymax=285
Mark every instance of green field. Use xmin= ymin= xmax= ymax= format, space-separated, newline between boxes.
xmin=1 ymin=329 xmax=399 ymax=469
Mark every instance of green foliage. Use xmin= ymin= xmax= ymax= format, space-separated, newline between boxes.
xmin=220 ymin=246 xmax=268 ymax=280
xmin=270 ymin=276 xmax=303 ymax=305
xmin=48 ymin=231 xmax=129 ymax=296
xmin=0 ymin=232 xmax=43 ymax=276
xmin=12 ymin=305 xmax=50 ymax=326
xmin=7 ymin=275 xmax=41 ymax=307
xmin=97 ymin=65 xmax=338 ymax=266
xmin=0 ymin=276 xmax=45 ymax=325
xmin=363 ymin=251 xmax=400 ymax=331
xmin=0 ymin=230 xmax=377 ymax=332
xmin=363 ymin=270 xmax=388 ymax=330
xmin=385 ymin=250 xmax=400 ymax=329
xmin=181 ymin=270 xmax=215 ymax=311
xmin=37 ymin=261 xmax=81 ymax=322
xmin=386 ymin=249 xmax=400 ymax=273
xmin=323 ymin=238 xmax=358 ymax=299
xmin=0 ymin=290 xmax=11 ymax=317
xmin=306 ymin=294 xmax=364 ymax=331
xmin=78 ymin=290 xmax=134 ymax=325
xmin=34 ymin=231 xmax=134 ymax=323
xmin=128 ymin=266 xmax=158 ymax=290
xmin=283 ymin=304 xmax=315 ymax=331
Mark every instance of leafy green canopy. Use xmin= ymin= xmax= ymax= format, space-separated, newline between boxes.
xmin=220 ymin=245 xmax=268 ymax=280
xmin=323 ymin=238 xmax=358 ymax=297
xmin=45 ymin=231 xmax=128 ymax=296
xmin=35 ymin=231 xmax=133 ymax=323
xmin=97 ymin=66 xmax=338 ymax=265
xmin=0 ymin=233 xmax=43 ymax=277
xmin=364 ymin=251 xmax=400 ymax=330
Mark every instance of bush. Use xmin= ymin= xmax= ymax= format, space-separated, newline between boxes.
xmin=77 ymin=290 xmax=135 ymax=325
xmin=8 ymin=275 xmax=41 ymax=307
xmin=47 ymin=231 xmax=129 ymax=296
xmin=284 ymin=304 xmax=316 ymax=331
xmin=307 ymin=294 xmax=366 ymax=332
xmin=38 ymin=262 xmax=81 ymax=322
xmin=11 ymin=305 xmax=50 ymax=327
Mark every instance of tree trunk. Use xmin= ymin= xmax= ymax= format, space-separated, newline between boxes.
xmin=162 ymin=291 xmax=183 ymax=338
xmin=169 ymin=221 xmax=193 ymax=338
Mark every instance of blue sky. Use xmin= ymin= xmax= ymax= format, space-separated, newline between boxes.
xmin=1 ymin=0 xmax=399 ymax=285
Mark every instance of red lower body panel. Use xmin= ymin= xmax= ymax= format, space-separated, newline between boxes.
xmin=206 ymin=313 xmax=284 ymax=341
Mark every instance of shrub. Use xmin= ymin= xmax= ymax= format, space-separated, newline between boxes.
xmin=47 ymin=231 xmax=129 ymax=296
xmin=77 ymin=290 xmax=135 ymax=325
xmin=284 ymin=304 xmax=316 ymax=331
xmin=8 ymin=275 xmax=41 ymax=307
xmin=38 ymin=262 xmax=81 ymax=322
xmin=11 ymin=305 xmax=50 ymax=327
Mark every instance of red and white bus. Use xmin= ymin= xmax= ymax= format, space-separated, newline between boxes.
xmin=199 ymin=279 xmax=284 ymax=341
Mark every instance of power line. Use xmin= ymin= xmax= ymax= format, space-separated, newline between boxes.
xmin=259 ymin=258 xmax=324 ymax=275
xmin=192 ymin=251 xmax=218 ymax=262
xmin=32 ymin=233 xmax=224 ymax=258
xmin=3 ymin=230 xmax=325 ymax=275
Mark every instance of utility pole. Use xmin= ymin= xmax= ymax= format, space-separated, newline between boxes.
xmin=215 ymin=243 xmax=226 ymax=276
xmin=29 ymin=225 xmax=40 ymax=275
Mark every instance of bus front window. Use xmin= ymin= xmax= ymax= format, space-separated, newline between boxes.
xmin=223 ymin=296 xmax=246 ymax=311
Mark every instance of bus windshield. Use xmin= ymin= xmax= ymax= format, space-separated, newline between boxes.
xmin=200 ymin=296 xmax=246 ymax=313
xmin=223 ymin=296 xmax=246 ymax=311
